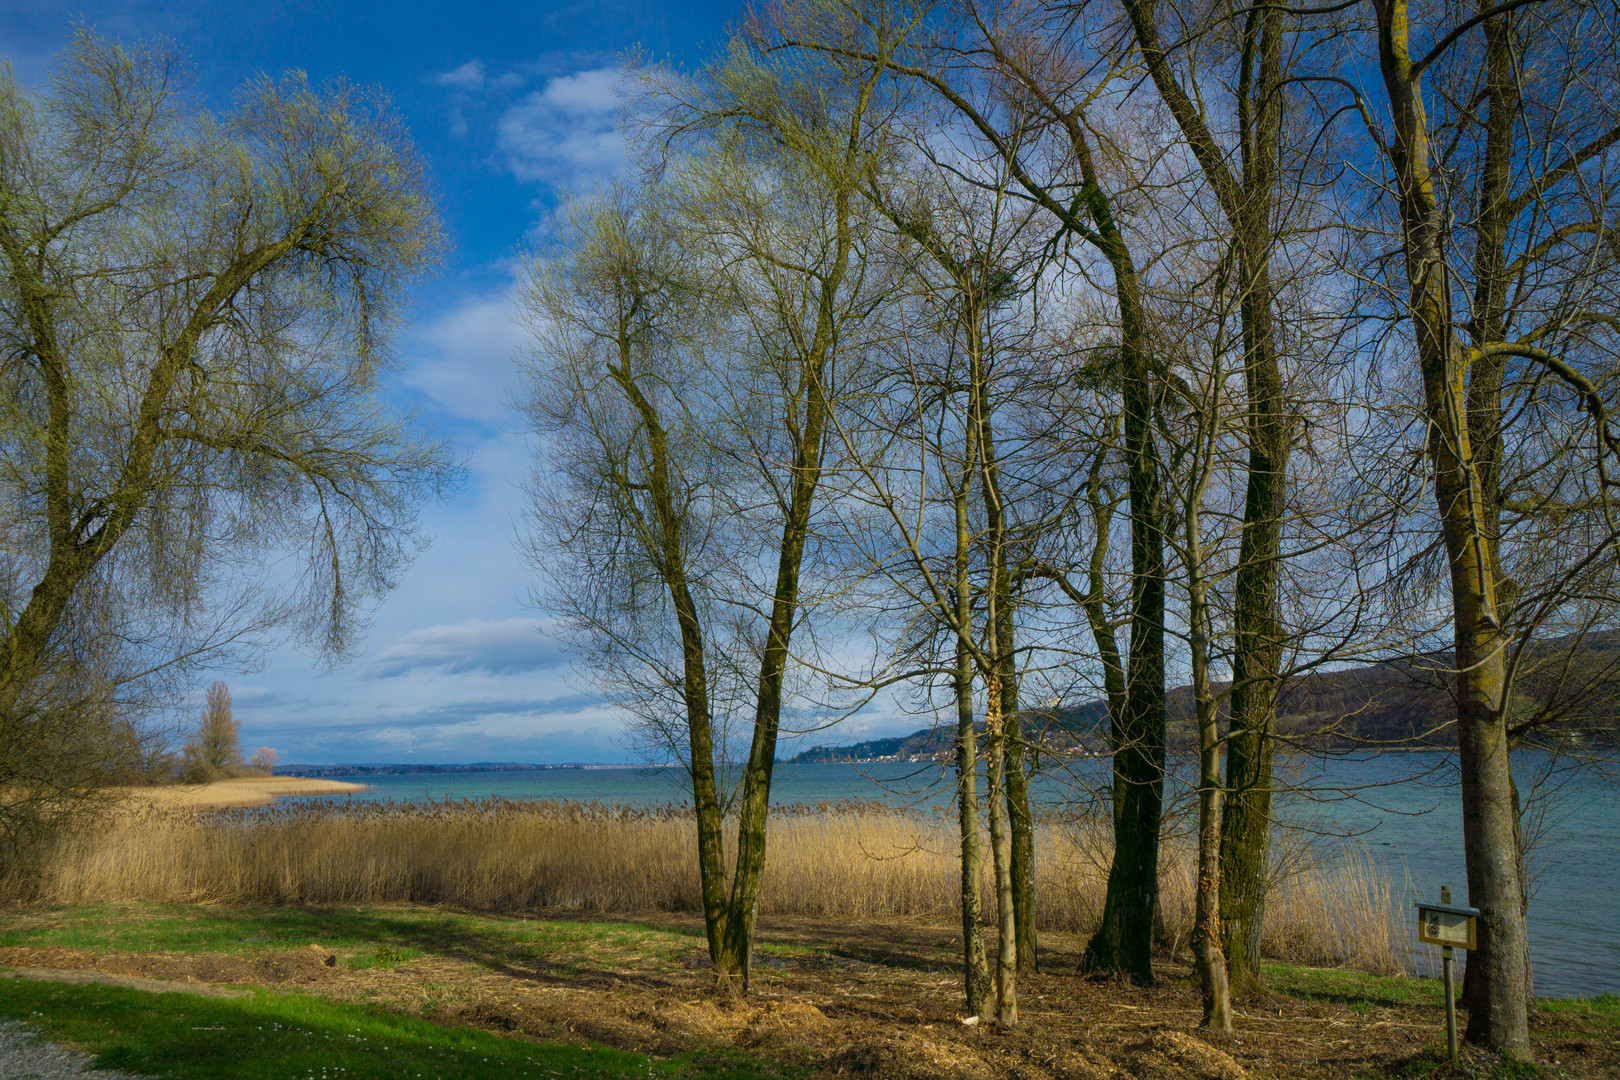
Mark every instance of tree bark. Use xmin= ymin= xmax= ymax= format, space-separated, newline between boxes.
xmin=1081 ymin=334 xmax=1167 ymax=984
xmin=605 ymin=356 xmax=732 ymax=967
xmin=1188 ymin=518 xmax=1233 ymax=1033
xmin=1003 ymin=702 xmax=1037 ymax=973
xmin=955 ymin=433 xmax=992 ymax=1017
xmin=1179 ymin=395 xmax=1234 ymax=1031
xmin=719 ymin=324 xmax=833 ymax=988
xmin=984 ymin=671 xmax=1018 ymax=1027
xmin=1055 ymin=114 xmax=1167 ymax=987
xmin=1116 ymin=0 xmax=1290 ymax=990
xmin=1456 ymin=1 xmax=1543 ymax=1019
xmin=974 ymin=348 xmax=1038 ymax=975
xmin=1369 ymin=0 xmax=1531 ymax=1054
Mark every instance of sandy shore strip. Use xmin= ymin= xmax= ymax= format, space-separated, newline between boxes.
xmin=115 ymin=777 xmax=367 ymax=810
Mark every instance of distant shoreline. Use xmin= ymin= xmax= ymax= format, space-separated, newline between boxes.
xmin=275 ymin=748 xmax=1477 ymax=777
xmin=116 ymin=777 xmax=367 ymax=810
xmin=275 ymin=762 xmax=604 ymax=778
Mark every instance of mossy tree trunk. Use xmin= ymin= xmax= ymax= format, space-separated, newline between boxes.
xmin=1117 ymin=0 xmax=1291 ymax=992
xmin=1368 ymin=0 xmax=1531 ymax=1053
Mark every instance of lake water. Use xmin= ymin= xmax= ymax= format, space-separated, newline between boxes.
xmin=294 ymin=751 xmax=1618 ymax=998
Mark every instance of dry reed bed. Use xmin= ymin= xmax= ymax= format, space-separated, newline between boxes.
xmin=37 ymin=797 xmax=1414 ymax=974
xmin=112 ymin=777 xmax=368 ymax=809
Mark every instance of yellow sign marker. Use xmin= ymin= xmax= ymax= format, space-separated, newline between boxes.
xmin=1418 ymin=905 xmax=1477 ymax=950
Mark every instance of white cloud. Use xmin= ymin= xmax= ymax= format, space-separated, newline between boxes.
xmin=372 ymin=617 xmax=567 ymax=677
xmin=537 ymin=68 xmax=622 ymax=113
xmin=404 ymin=290 xmax=529 ymax=423
xmin=496 ymin=66 xmax=630 ymax=186
xmin=433 ymin=59 xmax=486 ymax=90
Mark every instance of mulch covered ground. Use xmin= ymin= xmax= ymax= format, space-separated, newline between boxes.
xmin=1 ymin=912 xmax=1611 ymax=1079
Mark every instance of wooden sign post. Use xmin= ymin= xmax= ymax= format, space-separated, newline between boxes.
xmin=1416 ymin=885 xmax=1478 ymax=1061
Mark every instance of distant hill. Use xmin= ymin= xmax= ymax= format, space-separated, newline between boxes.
xmin=791 ymin=728 xmax=964 ymax=764
xmin=790 ymin=642 xmax=1620 ymax=764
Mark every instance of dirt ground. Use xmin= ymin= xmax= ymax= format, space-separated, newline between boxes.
xmin=1 ymin=913 xmax=1612 ymax=1080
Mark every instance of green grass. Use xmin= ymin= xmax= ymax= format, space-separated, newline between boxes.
xmin=0 ymin=904 xmax=715 ymax=975
xmin=0 ymin=903 xmax=827 ymax=981
xmin=1267 ymin=962 xmax=1620 ymax=1030
xmin=1263 ymin=962 xmax=1448 ymax=1009
xmin=1537 ymin=991 xmax=1620 ymax=1031
xmin=0 ymin=978 xmax=795 ymax=1080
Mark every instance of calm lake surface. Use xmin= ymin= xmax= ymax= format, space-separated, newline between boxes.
xmin=297 ymin=751 xmax=1618 ymax=998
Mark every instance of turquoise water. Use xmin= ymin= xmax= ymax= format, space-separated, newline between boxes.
xmin=294 ymin=752 xmax=1618 ymax=998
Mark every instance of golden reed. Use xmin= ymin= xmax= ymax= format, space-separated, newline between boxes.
xmin=26 ymin=797 xmax=1413 ymax=974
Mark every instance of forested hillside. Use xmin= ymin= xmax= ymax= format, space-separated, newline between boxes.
xmin=793 ymin=637 xmax=1620 ymax=762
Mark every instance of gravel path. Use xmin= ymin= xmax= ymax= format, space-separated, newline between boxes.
xmin=0 ymin=1020 xmax=153 ymax=1080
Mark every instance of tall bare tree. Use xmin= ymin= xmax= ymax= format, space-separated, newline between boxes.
xmin=827 ymin=157 xmax=1051 ymax=1021
xmin=524 ymin=17 xmax=893 ymax=986
xmin=1114 ymin=0 xmax=1299 ymax=989
xmin=0 ymin=33 xmax=449 ymax=874
xmin=521 ymin=188 xmax=742 ymax=975
xmin=1334 ymin=0 xmax=1620 ymax=1055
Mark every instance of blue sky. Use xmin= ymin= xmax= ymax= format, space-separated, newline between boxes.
xmin=1 ymin=0 xmax=899 ymax=765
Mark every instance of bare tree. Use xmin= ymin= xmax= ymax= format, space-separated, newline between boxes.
xmin=1329 ymin=0 xmax=1620 ymax=1055
xmin=1112 ymin=0 xmax=1303 ymax=989
xmin=0 ymin=33 xmax=450 ymax=876
xmin=181 ymin=681 xmax=242 ymax=783
xmin=521 ymin=186 xmax=744 ymax=977
xmin=779 ymin=0 xmax=1176 ymax=984
xmin=523 ymin=19 xmax=892 ymax=987
xmin=823 ymin=151 xmax=1054 ymax=1021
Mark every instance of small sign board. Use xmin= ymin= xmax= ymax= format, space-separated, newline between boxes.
xmin=1416 ymin=899 xmax=1479 ymax=950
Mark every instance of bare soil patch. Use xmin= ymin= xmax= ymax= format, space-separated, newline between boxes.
xmin=2 ymin=912 xmax=1612 ymax=1079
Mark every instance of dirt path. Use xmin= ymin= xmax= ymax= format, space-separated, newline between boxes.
xmin=0 ymin=1019 xmax=155 ymax=1080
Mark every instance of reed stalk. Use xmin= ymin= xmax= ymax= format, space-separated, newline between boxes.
xmin=15 ymin=797 xmax=1413 ymax=974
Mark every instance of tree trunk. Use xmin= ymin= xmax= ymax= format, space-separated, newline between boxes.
xmin=1051 ymin=119 xmax=1167 ymax=987
xmin=1217 ymin=720 xmax=1273 ymax=989
xmin=1003 ymin=704 xmax=1037 ymax=973
xmin=955 ymin=447 xmax=991 ymax=1017
xmin=1221 ymin=0 xmax=1289 ymax=995
xmin=1115 ymin=0 xmax=1290 ymax=993
xmin=1370 ymin=0 xmax=1531 ymax=1054
xmin=719 ymin=353 xmax=830 ymax=988
xmin=984 ymin=674 xmax=1018 ymax=1027
xmin=606 ymin=358 xmax=732 ymax=967
xmin=1081 ymin=349 xmax=1167 ymax=984
xmin=974 ymin=360 xmax=1037 ymax=976
xmin=1193 ymin=651 xmax=1232 ymax=1031
xmin=1458 ymin=0 xmax=1526 ymax=1021
xmin=1463 ymin=768 xmax=1537 ymax=1011
xmin=974 ymin=352 xmax=1019 ymax=1025
xmin=1186 ymin=492 xmax=1232 ymax=1033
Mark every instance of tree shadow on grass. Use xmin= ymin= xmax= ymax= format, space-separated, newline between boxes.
xmin=173 ymin=905 xmax=702 ymax=990
xmin=0 ymin=978 xmax=715 ymax=1080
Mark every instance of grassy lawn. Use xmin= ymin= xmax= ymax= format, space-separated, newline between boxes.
xmin=1536 ymin=992 xmax=1620 ymax=1033
xmin=1265 ymin=962 xmax=1620 ymax=1026
xmin=4 ymin=905 xmax=1614 ymax=1080
xmin=1262 ymin=962 xmax=1449 ymax=1009
xmin=0 ymin=903 xmax=716 ymax=975
xmin=0 ymin=978 xmax=795 ymax=1080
